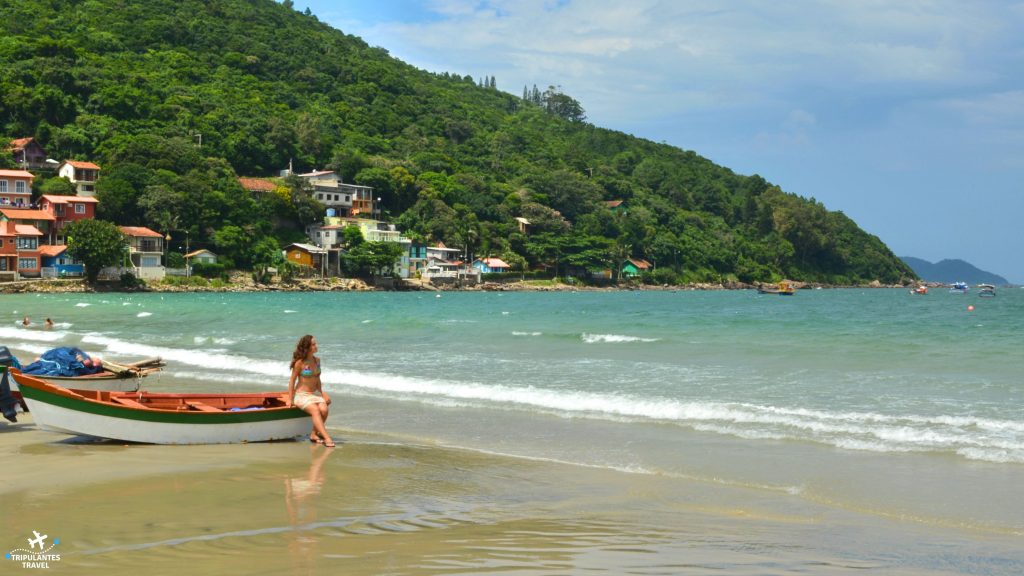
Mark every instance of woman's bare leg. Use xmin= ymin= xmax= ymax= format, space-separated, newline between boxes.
xmin=304 ymin=405 xmax=332 ymax=446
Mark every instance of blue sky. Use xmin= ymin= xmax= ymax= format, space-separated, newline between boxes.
xmin=297 ymin=1 xmax=1024 ymax=283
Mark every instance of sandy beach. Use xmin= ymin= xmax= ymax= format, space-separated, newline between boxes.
xmin=3 ymin=408 xmax=1021 ymax=575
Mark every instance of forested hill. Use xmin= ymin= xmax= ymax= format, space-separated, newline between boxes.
xmin=0 ymin=0 xmax=915 ymax=284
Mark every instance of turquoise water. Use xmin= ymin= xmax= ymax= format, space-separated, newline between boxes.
xmin=5 ymin=288 xmax=1023 ymax=537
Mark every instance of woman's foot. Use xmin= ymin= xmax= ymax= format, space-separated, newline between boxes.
xmin=309 ymin=433 xmax=323 ymax=444
xmin=323 ymin=439 xmax=336 ymax=448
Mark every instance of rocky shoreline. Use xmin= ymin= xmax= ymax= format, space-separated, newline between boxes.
xmin=0 ymin=275 xmax=909 ymax=295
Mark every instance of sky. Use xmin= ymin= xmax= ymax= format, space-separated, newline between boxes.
xmin=296 ymin=1 xmax=1024 ymax=283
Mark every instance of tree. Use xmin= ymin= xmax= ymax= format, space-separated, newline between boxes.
xmin=64 ymin=219 xmax=127 ymax=283
xmin=38 ymin=176 xmax=75 ymax=196
xmin=343 ymin=241 xmax=403 ymax=277
xmin=542 ymin=86 xmax=586 ymax=122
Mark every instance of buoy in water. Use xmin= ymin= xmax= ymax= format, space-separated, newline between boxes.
xmin=967 ymin=305 xmax=974 ymax=311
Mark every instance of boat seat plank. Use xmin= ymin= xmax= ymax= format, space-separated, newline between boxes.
xmin=111 ymin=397 xmax=148 ymax=409
xmin=187 ymin=401 xmax=223 ymax=412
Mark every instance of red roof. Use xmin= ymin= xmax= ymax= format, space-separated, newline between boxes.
xmin=0 ymin=169 xmax=35 ymax=179
xmin=626 ymin=258 xmax=652 ymax=270
xmin=42 ymin=194 xmax=99 ymax=204
xmin=38 ymin=245 xmax=67 ymax=257
xmin=480 ymin=257 xmax=510 ymax=269
xmin=119 ymin=226 xmax=163 ymax=238
xmin=64 ymin=160 xmax=101 ymax=170
xmin=238 ymin=177 xmax=276 ymax=191
xmin=14 ymin=224 xmax=43 ymax=236
xmin=7 ymin=137 xmax=35 ymax=150
xmin=0 ymin=208 xmax=55 ymax=221
xmin=604 ymin=200 xmax=624 ymax=208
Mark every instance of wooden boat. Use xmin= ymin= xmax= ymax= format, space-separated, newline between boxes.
xmin=910 ymin=285 xmax=928 ymax=295
xmin=10 ymin=369 xmax=310 ymax=444
xmin=758 ymin=281 xmax=796 ymax=295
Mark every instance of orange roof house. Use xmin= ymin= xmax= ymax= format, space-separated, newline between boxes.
xmin=58 ymin=160 xmax=101 ymax=197
xmin=7 ymin=137 xmax=49 ymax=167
xmin=39 ymin=194 xmax=99 ymax=244
xmin=0 ymin=220 xmax=43 ymax=277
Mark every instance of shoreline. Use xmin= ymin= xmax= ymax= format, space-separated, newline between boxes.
xmin=0 ymin=276 xmax=915 ymax=295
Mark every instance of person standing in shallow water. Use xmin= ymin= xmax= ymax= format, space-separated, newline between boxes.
xmin=288 ymin=335 xmax=334 ymax=447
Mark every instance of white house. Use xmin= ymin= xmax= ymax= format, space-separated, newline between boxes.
xmin=58 ymin=160 xmax=101 ymax=197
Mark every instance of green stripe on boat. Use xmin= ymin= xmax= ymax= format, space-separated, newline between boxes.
xmin=18 ymin=384 xmax=306 ymax=425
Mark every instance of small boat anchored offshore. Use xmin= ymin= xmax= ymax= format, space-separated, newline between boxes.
xmin=758 ymin=281 xmax=796 ymax=295
xmin=978 ymin=284 xmax=996 ymax=297
xmin=950 ymin=281 xmax=969 ymax=294
xmin=910 ymin=285 xmax=928 ymax=295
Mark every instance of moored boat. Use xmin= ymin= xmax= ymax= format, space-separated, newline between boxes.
xmin=758 ymin=281 xmax=796 ymax=295
xmin=978 ymin=284 xmax=996 ymax=297
xmin=910 ymin=285 xmax=928 ymax=295
xmin=10 ymin=369 xmax=310 ymax=444
xmin=950 ymin=281 xmax=969 ymax=293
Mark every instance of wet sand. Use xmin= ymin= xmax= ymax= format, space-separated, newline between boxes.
xmin=3 ymin=413 xmax=1022 ymax=575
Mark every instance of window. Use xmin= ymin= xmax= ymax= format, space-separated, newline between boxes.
xmin=17 ymin=237 xmax=38 ymax=250
xmin=75 ymin=203 xmax=86 ymax=214
xmin=19 ymin=258 xmax=36 ymax=270
xmin=0 ymin=180 xmax=7 ymax=192
xmin=15 ymin=181 xmax=26 ymax=193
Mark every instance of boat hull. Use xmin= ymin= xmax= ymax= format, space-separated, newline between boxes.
xmin=12 ymin=371 xmax=310 ymax=444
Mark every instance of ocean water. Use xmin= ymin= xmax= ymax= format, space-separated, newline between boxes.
xmin=4 ymin=288 xmax=1023 ymax=552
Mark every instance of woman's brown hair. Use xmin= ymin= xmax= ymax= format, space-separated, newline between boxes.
xmin=290 ymin=334 xmax=314 ymax=369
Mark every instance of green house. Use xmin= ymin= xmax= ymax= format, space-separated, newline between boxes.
xmin=621 ymin=258 xmax=652 ymax=278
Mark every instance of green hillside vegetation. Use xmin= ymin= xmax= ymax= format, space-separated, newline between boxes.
xmin=0 ymin=0 xmax=916 ymax=284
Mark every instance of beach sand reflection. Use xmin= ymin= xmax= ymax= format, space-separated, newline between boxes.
xmin=285 ymin=445 xmax=333 ymax=575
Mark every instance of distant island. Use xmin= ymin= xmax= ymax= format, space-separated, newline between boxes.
xmin=900 ymin=257 xmax=1009 ymax=286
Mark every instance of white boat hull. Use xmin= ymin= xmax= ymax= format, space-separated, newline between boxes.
xmin=26 ymin=399 xmax=309 ymax=444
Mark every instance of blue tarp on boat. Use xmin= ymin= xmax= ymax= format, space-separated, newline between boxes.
xmin=20 ymin=347 xmax=103 ymax=377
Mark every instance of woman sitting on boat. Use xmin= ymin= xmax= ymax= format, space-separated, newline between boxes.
xmin=287 ymin=335 xmax=334 ymax=447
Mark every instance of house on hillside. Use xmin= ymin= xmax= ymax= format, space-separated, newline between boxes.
xmin=284 ymin=243 xmax=328 ymax=275
xmin=118 ymin=226 xmax=165 ymax=280
xmin=39 ymin=194 xmax=98 ymax=244
xmin=472 ymin=257 xmax=511 ymax=274
xmin=0 ymin=208 xmax=55 ymax=243
xmin=515 ymin=217 xmax=531 ymax=234
xmin=296 ymin=170 xmax=376 ymax=217
xmin=58 ymin=160 xmax=101 ymax=197
xmin=0 ymin=169 xmax=34 ymax=207
xmin=7 ymin=137 xmax=49 ymax=169
xmin=0 ymin=219 xmax=43 ymax=279
xmin=39 ymin=245 xmax=84 ymax=278
xmin=604 ymin=200 xmax=626 ymax=214
xmin=621 ymin=258 xmax=652 ymax=278
xmin=185 ymin=249 xmax=217 ymax=265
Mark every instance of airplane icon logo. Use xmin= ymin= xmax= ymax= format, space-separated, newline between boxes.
xmin=27 ymin=531 xmax=47 ymax=550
